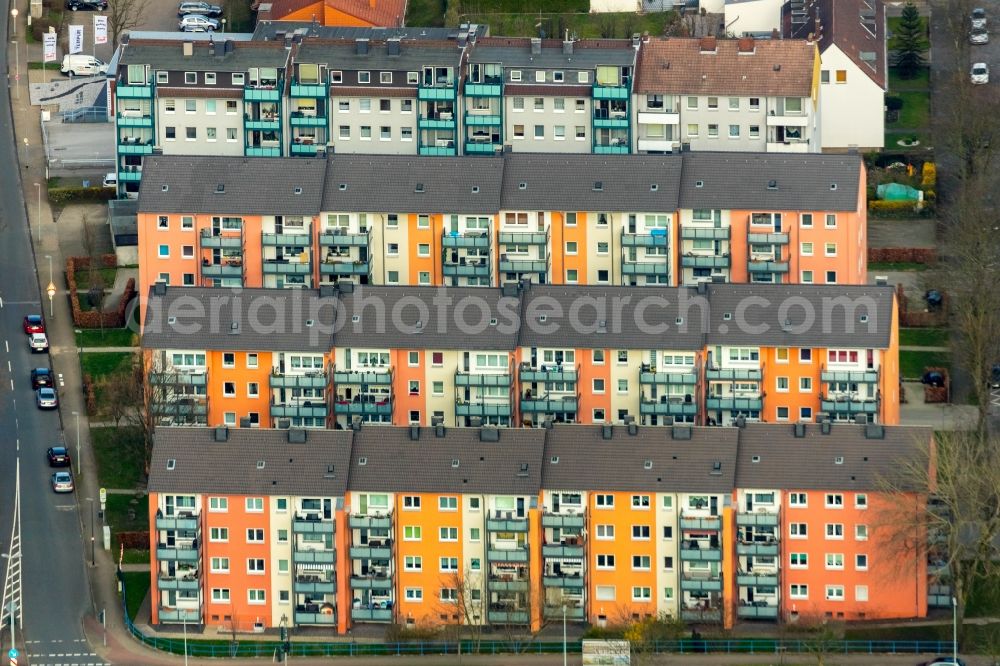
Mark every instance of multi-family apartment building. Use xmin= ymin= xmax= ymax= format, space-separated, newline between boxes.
xmin=140 ymin=280 xmax=901 ymax=429
xmin=633 ymin=36 xmax=820 ymax=154
xmin=135 ymin=151 xmax=867 ymax=298
xmin=147 ymin=421 xmax=932 ymax=632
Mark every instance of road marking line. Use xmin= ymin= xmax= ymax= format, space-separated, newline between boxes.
xmin=8 ymin=379 xmax=12 ymax=391
xmin=6 ymin=360 xmax=10 ymax=372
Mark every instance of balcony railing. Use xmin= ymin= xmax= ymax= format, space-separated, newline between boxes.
xmin=319 ymin=229 xmax=370 ymax=247
xmin=349 ymin=545 xmax=391 ymax=560
xmin=201 ymin=263 xmax=243 ymax=279
xmin=622 ymin=260 xmax=670 ymax=276
xmin=747 ymin=232 xmax=789 ymax=244
xmin=821 ymin=370 xmax=879 ymax=383
xmin=199 ymin=229 xmax=242 ymax=249
xmin=151 ymin=400 xmax=208 ymax=417
xmin=621 ymin=231 xmax=668 ymax=247
xmin=442 ymin=263 xmax=491 ymax=278
xmin=706 ymin=396 xmax=763 ymax=411
xmin=333 ymin=400 xmax=392 ymax=416
xmin=350 ymin=576 xmax=393 ymax=590
xmin=293 ymin=515 xmax=335 ymax=533
xmin=158 ymin=607 xmax=201 ymax=623
xmin=499 ymin=231 xmax=548 ymax=245
xmin=157 ymin=575 xmax=200 ymax=591
xmin=681 ymin=255 xmax=730 ymax=269
xmin=681 ymin=226 xmax=730 ymax=240
xmin=680 ymin=515 xmax=721 ymax=531
xmin=640 ymin=370 xmax=698 ymax=386
xmin=270 ymin=372 xmax=328 ymax=389
xmin=520 ymin=364 xmax=578 ymax=383
xmin=541 ymin=513 xmax=585 ymax=529
xmin=747 ymin=260 xmax=789 ymax=273
xmin=455 ymin=401 xmax=512 ymax=417
xmin=706 ymin=367 xmax=762 ymax=381
xmin=443 ymin=231 xmax=490 ymax=248
xmin=349 ymin=514 xmax=392 ymax=529
xmin=294 ymin=549 xmax=336 ymax=564
xmin=592 ymin=83 xmax=630 ymax=100
xmin=262 ymin=232 xmax=311 ymax=246
xmin=488 ymin=610 xmax=529 ymax=624
xmin=418 ymin=80 xmax=458 ymax=100
xmin=681 ymin=608 xmax=721 ymax=622
xmin=736 ymin=541 xmax=779 ymax=557
xmin=155 ymin=515 xmax=199 ymax=530
xmin=270 ymin=403 xmax=328 ymax=419
xmin=736 ymin=512 xmax=779 ymax=527
xmin=464 ymin=81 xmax=503 ymax=97
xmin=294 ymin=578 xmax=336 ymax=594
xmin=156 ymin=544 xmax=200 ymax=562
xmin=290 ymin=114 xmax=328 ymax=128
xmin=263 ymin=260 xmax=311 ymax=275
xmin=487 ymin=546 xmax=529 ymax=563
xmin=296 ymin=610 xmax=338 ymax=625
xmin=244 ymin=84 xmax=282 ymax=102
xmin=680 ymin=575 xmax=722 ymax=592
xmin=351 ymin=607 xmax=393 ymax=622
xmin=640 ymin=399 xmax=698 ymax=416
xmin=489 ymin=577 xmax=529 ymax=592
xmin=455 ymin=372 xmax=511 ymax=387
xmin=542 ymin=574 xmax=585 ymax=589
xmin=542 ymin=543 xmax=584 ymax=558
xmin=290 ymin=78 xmax=328 ymax=98
xmin=487 ymin=512 xmax=528 ymax=532
xmin=821 ymin=397 xmax=878 ymax=414
xmin=149 ymin=372 xmax=207 ymax=386
xmin=520 ymin=395 xmax=578 ymax=413
xmin=679 ymin=547 xmax=722 ymax=562
xmin=737 ymin=605 xmax=779 ymax=619
xmin=320 ymin=259 xmax=370 ymax=276
xmin=544 ymin=606 xmax=585 ymax=620
xmin=499 ymin=259 xmax=547 ymax=273
xmin=737 ymin=573 xmax=779 ymax=587
xmin=333 ymin=368 xmax=392 ymax=385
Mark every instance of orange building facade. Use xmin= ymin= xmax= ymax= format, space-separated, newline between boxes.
xmin=148 ymin=422 xmax=932 ymax=632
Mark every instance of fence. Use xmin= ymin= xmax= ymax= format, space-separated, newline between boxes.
xmin=61 ymin=106 xmax=109 ymax=124
xmin=119 ymin=578 xmax=952 ymax=659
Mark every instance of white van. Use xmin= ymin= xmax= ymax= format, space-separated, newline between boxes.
xmin=102 ymin=172 xmax=117 ymax=188
xmin=60 ymin=55 xmax=108 ymax=77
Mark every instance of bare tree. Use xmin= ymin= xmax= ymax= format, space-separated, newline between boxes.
xmin=619 ymin=612 xmax=686 ymax=665
xmin=106 ymin=0 xmax=151 ymax=47
xmin=876 ymin=431 xmax=1000 ymax=641
xmin=436 ymin=569 xmax=486 ymax=653
xmin=795 ymin=617 xmax=844 ymax=666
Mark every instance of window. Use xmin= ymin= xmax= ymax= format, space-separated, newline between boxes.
xmin=707 ymin=123 xmax=719 ymax=138
xmin=826 ymin=523 xmax=844 ymax=539
xmin=663 ymin=556 xmax=674 ymax=570
xmin=687 ymin=123 xmax=699 ymax=137
xmin=631 ymin=495 xmax=650 ymax=510
xmin=825 ymin=553 xmax=844 ymax=570
xmin=821 ymin=70 xmax=830 ymax=84
xmin=799 ymin=377 xmax=812 ymax=392
xmin=360 ymin=126 xmax=372 ymax=139
xmin=277 ymin=529 xmax=288 ymax=544
xmin=595 ymin=494 xmax=614 ymax=508
xmin=408 ymin=379 xmax=420 ymax=395
xmin=729 ymin=124 xmax=740 ymax=138
xmin=825 ymin=242 xmax=837 ymax=257
xmin=790 ymin=553 xmax=808 ymax=568
xmin=246 ymin=528 xmax=264 ymax=543
xmin=749 ymin=125 xmax=760 ymax=139
xmin=790 ymin=584 xmax=808 ymax=599
xmin=164 ymin=99 xmax=176 ymax=113
xmin=802 ymin=270 xmax=814 ymax=284
xmin=404 ymin=556 xmax=422 ymax=571
xmin=469 ymin=527 xmax=481 ymax=542
xmin=245 ymin=497 xmax=263 ymax=512
xmin=856 ymin=524 xmax=868 ymax=540
xmin=223 ymin=352 xmax=236 ymax=368
xmin=438 ymin=496 xmax=458 ymax=511
xmin=826 ymin=271 xmax=838 ymax=284
xmin=592 ymin=378 xmax=605 ymax=393
xmin=211 ymin=588 xmax=230 ymax=603
xmin=210 ymin=557 xmax=229 ymax=573
xmin=776 ymin=406 xmax=789 ymax=420
xmin=632 ymin=587 xmax=652 ymax=602
xmin=800 ymin=349 xmax=812 ymax=362
xmin=534 ymin=96 xmax=544 ymax=110
xmin=801 ymin=242 xmax=814 ymax=256
xmin=836 ymin=70 xmax=847 ymax=83
xmin=856 ymin=554 xmax=869 ymax=570
xmin=777 ymin=377 xmax=789 ymax=392
xmin=185 ymin=99 xmax=196 ymax=112
xmin=247 ymin=558 xmax=265 ymax=574
xmin=825 ymin=213 xmax=837 ymax=228
xmin=707 ymin=96 xmax=718 ymax=110
xmin=209 ymin=497 xmax=228 ymax=512
xmin=534 ymin=125 xmax=544 ymax=139
xmin=470 ymin=558 xmax=481 ymax=570
xmin=468 ymin=497 xmax=481 ymax=511
xmin=157 ymin=244 xmax=169 ymax=258
xmin=403 ymin=496 xmax=421 ymax=510
xmin=596 ymin=524 xmax=614 ymax=540
xmin=403 ymin=526 xmax=422 ymax=541
xmin=790 ymin=523 xmax=807 ymax=538
xmin=209 ymin=527 xmax=228 ymax=542
xmin=440 ymin=588 xmax=458 ymax=603
xmin=749 ymin=97 xmax=760 ymax=110
xmin=595 ymin=585 xmax=615 ymax=601
xmin=617 ymin=379 xmax=628 ymax=394
xmin=855 ymin=494 xmax=868 ymax=509
xmin=247 ymin=382 xmax=259 ymax=398
xmin=800 ymin=407 xmax=813 ymax=421
xmin=632 ymin=525 xmax=650 ymax=540
xmin=439 ymin=527 xmax=458 ymax=542
xmin=826 ymin=585 xmax=845 ymax=601
xmin=596 ymin=554 xmax=615 ymax=570
xmin=825 ymin=494 xmax=844 ymax=508
xmin=405 ymin=588 xmax=423 ymax=601
xmin=575 ymin=125 xmax=586 ymax=139
xmin=439 ymin=557 xmax=459 ymax=572
xmin=185 ymin=127 xmax=196 ymax=140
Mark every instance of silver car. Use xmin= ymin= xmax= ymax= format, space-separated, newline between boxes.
xmin=51 ymin=471 xmax=74 ymax=493
xmin=178 ymin=0 xmax=221 ymax=16
xmin=971 ymin=27 xmax=989 ymax=44
xmin=35 ymin=387 xmax=57 ymax=410
xmin=178 ymin=14 xmax=218 ymax=31
xmin=28 ymin=332 xmax=48 ymax=352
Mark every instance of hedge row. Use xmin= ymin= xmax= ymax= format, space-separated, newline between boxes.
xmin=118 ymin=531 xmax=151 ymax=550
xmin=868 ymin=247 xmax=937 ymax=264
xmin=66 ymin=255 xmax=137 ymax=328
xmin=48 ymin=186 xmax=116 ymax=205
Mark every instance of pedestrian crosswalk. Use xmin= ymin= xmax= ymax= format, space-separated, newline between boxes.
xmin=23 ymin=639 xmax=108 ymax=666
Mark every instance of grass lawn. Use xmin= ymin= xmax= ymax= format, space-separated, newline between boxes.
xmin=463 ymin=11 xmax=674 ymax=38
xmin=91 ymin=427 xmax=146 ymax=490
xmin=887 ymin=90 xmax=930 ymax=129
xmin=121 ymin=571 xmax=150 ymax=622
xmin=81 ymin=352 xmax=134 ymax=379
xmin=889 ymin=65 xmax=930 ymax=91
xmin=868 ymin=261 xmax=930 ymax=272
xmin=73 ymin=268 xmax=117 ymax=291
xmin=223 ymin=0 xmax=252 ymax=31
xmin=104 ymin=493 xmax=149 ymax=533
xmin=900 ymin=350 xmax=950 ymax=380
xmin=77 ymin=327 xmax=137 ymax=348
xmin=405 ymin=0 xmax=445 ymax=27
xmin=885 ymin=129 xmax=932 ymax=150
xmin=847 ymin=622 xmax=1000 ymax=652
xmin=900 ymin=327 xmax=949 ymax=348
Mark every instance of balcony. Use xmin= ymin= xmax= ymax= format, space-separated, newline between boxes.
xmin=681 ymin=226 xmax=730 ymax=240
xmin=465 ymin=114 xmax=502 ymax=126
xmin=456 ymin=401 xmax=512 ymax=418
xmin=487 ymin=546 xmax=529 ymax=563
xmin=680 ymin=575 xmax=722 ymax=592
xmin=737 ymin=541 xmax=779 ymax=557
xmin=443 ymin=231 xmax=490 ymax=249
xmin=747 ymin=260 xmax=789 ymax=273
xmin=117 ymin=141 xmax=154 ymax=155
xmin=545 ymin=606 xmax=585 ymax=620
xmin=156 ymin=545 xmax=199 ymax=562
xmin=499 ymin=259 xmax=548 ymax=274
xmin=418 ymin=82 xmax=457 ymax=100
xmin=766 ymin=140 xmax=810 ymax=153
xmin=244 ymin=85 xmax=282 ymax=102
xmin=747 ymin=232 xmax=789 ymax=244
xmin=465 ymin=140 xmax=503 ymax=154
xmin=706 ymin=368 xmax=762 ymax=381
xmin=681 ymin=608 xmax=721 ymax=623
xmin=270 ymin=403 xmax=328 ymax=419
xmin=199 ymin=230 xmax=242 ymax=249
xmin=320 ymin=259 xmax=370 ymax=276
xmin=245 ymin=116 xmax=281 ymax=131
xmin=246 ymin=146 xmax=282 ymax=157
xmin=419 ymin=144 xmax=457 ymax=157
xmin=419 ymin=116 xmax=458 ymax=130
xmin=320 ymin=229 xmax=370 ymax=247
xmin=293 ymin=515 xmax=336 ymax=533
xmin=157 ymin=575 xmax=200 ymax=591
xmin=680 ymin=515 xmax=721 ymax=531
xmin=290 ymin=79 xmax=328 ymax=98
xmin=116 ymin=81 xmax=153 ymax=97
xmin=442 ymin=262 xmax=491 ymax=278
xmin=296 ymin=611 xmax=338 ymax=625
xmin=593 ymin=143 xmax=629 ymax=155
xmin=455 ymin=372 xmax=511 ymax=387
xmin=201 ymin=262 xmax=243 ymax=279
xmin=351 ymin=607 xmax=393 ymax=622
xmin=821 ymin=397 xmax=878 ymax=414
xmin=679 ymin=547 xmax=722 ymax=562
xmin=737 ymin=573 xmax=779 ymax=587
xmin=681 ymin=254 xmax=730 ymax=269
xmin=636 ymin=138 xmax=677 ymax=152
xmin=637 ymin=110 xmax=679 ymax=125
xmin=520 ymin=365 xmax=578 ymax=383
xmin=542 ymin=543 xmax=584 ymax=558
xmin=151 ymin=400 xmax=208 ymax=418
xmin=155 ymin=515 xmax=199 ymax=530
xmin=289 ymin=113 xmax=328 ymax=127
xmin=520 ymin=395 xmax=578 ymax=413
xmin=333 ymin=399 xmax=392 ymax=417
xmin=263 ymin=232 xmax=311 ymax=246
xmin=464 ymin=81 xmax=502 ymax=97
xmin=349 ymin=514 xmax=392 ymax=529
xmin=822 ymin=370 xmax=879 ymax=383
xmin=149 ymin=372 xmax=207 ymax=386
xmin=293 ymin=550 xmax=336 ymax=565
xmin=640 ymin=371 xmax=697 ymax=386
xmin=593 ymin=111 xmax=629 ymax=129
xmin=622 ymin=260 xmax=669 ymax=276
xmin=487 ymin=512 xmax=528 ymax=532
xmin=592 ymin=84 xmax=629 ymax=100
xmin=489 ymin=578 xmax=529 ymax=592
xmin=541 ymin=513 xmax=585 ymax=529
xmin=270 ymin=372 xmax=328 ymax=390
xmin=294 ymin=578 xmax=336 ymax=594
xmin=350 ymin=576 xmax=393 ymax=590
xmin=928 ymin=585 xmax=952 ymax=608
xmin=543 ymin=574 xmax=584 ymax=589
xmin=706 ymin=396 xmax=763 ymax=411
xmin=736 ymin=513 xmax=779 ymax=527
xmin=349 ymin=545 xmax=391 ymax=560
xmin=118 ymin=169 xmax=142 ymax=182
xmin=488 ymin=610 xmax=529 ymax=624
xmin=499 ymin=231 xmax=548 ymax=245
xmin=263 ymin=260 xmax=312 ymax=276
xmin=737 ymin=605 xmax=779 ymax=619
xmin=158 ymin=607 xmax=201 ymax=623
xmin=640 ymin=398 xmax=698 ymax=417
xmin=291 ymin=142 xmax=320 ymax=157
xmin=621 ymin=231 xmax=668 ymax=247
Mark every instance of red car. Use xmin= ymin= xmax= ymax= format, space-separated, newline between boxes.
xmin=22 ymin=315 xmax=45 ymax=334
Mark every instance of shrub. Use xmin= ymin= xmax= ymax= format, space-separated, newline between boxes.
xmin=869 ymin=199 xmax=917 ymax=217
xmin=921 ymin=161 xmax=937 ymax=188
xmin=117 ymin=531 xmax=150 ymax=550
xmin=48 ymin=187 xmax=116 ymax=205
xmin=885 ymin=95 xmax=904 ymax=111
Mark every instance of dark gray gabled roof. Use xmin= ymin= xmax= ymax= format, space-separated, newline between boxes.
xmin=516 ymin=285 xmax=707 ymax=351
xmin=703 ymin=283 xmax=893 ymax=349
xmin=294 ymin=38 xmax=463 ymax=71
xmin=678 ymin=152 xmax=862 ymax=212
xmin=542 ymin=425 xmax=738 ymax=493
xmin=469 ymin=37 xmax=637 ymax=68
xmin=138 ymin=155 xmax=327 ymax=216
xmin=253 ymin=22 xmax=487 ymax=42
xmin=735 ymin=423 xmax=931 ymax=492
xmin=321 ymin=155 xmax=504 ymax=214
xmin=501 ymin=154 xmax=682 ymax=212
xmin=141 ymin=286 xmax=337 ymax=353
xmin=347 ymin=426 xmax=546 ymax=495
xmin=118 ymin=39 xmax=290 ymax=72
xmin=148 ymin=427 xmax=353 ymax=495
xmin=332 ymin=285 xmax=520 ymax=351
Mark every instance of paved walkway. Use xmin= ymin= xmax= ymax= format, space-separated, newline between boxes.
xmin=901 ymin=345 xmax=949 ymax=352
xmin=79 ymin=346 xmax=138 ymax=353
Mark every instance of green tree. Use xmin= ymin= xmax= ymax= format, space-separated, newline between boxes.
xmin=444 ymin=0 xmax=461 ymax=28
xmin=891 ymin=3 xmax=929 ymax=78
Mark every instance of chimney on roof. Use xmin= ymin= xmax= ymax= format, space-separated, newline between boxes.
xmin=631 ymin=33 xmax=640 ymax=48
xmin=601 ymin=425 xmax=613 ymax=440
xmin=562 ymin=38 xmax=573 ymax=55
xmin=530 ymin=37 xmax=542 ymax=55
xmin=356 ymin=38 xmax=369 ymax=56
xmin=224 ymin=39 xmax=234 ymax=56
xmin=208 ymin=38 xmax=215 ymax=56
xmin=697 ymin=281 xmax=707 ymax=295
xmin=854 ymin=414 xmax=868 ymax=425
xmin=153 ymin=283 xmax=167 ymax=296
xmin=735 ymin=415 xmax=746 ymax=428
xmin=351 ymin=416 xmax=362 ymax=431
xmin=699 ymin=36 xmax=717 ymax=53
xmin=875 ymin=275 xmax=888 ymax=286
xmin=671 ymin=425 xmax=692 ymax=441
xmin=628 ymin=422 xmax=638 ymax=436
xmin=793 ymin=423 xmax=806 ymax=438
xmin=409 ymin=425 xmax=420 ymax=441
xmin=470 ymin=416 xmax=482 ymax=428
xmin=239 ymin=417 xmax=251 ymax=428
xmin=737 ymin=37 xmax=755 ymax=54
xmin=214 ymin=427 xmax=229 ymax=442
xmin=864 ymin=424 xmax=886 ymax=440
xmin=183 ymin=41 xmax=194 ymax=57
xmin=480 ymin=426 xmax=500 ymax=442
xmin=287 ymin=428 xmax=307 ymax=443
xmin=435 ymin=424 xmax=446 ymax=438
xmin=821 ymin=420 xmax=832 ymax=435
xmin=711 ymin=274 xmax=725 ymax=284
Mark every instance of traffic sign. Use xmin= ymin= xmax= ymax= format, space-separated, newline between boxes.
xmin=8 ymin=648 xmax=17 ymax=658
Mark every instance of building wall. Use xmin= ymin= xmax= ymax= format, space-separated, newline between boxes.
xmin=723 ymin=0 xmax=784 ymax=35
xmin=155 ymin=96 xmax=245 ymax=157
xmin=505 ymin=95 xmax=593 ymax=153
xmin=761 ymin=346 xmax=822 ymax=424
xmin=589 ymin=0 xmax=638 ymax=12
xmin=818 ymin=46 xmax=885 ymax=150
xmin=880 ymin=300 xmax=901 ymax=425
xmin=328 ymin=95 xmax=418 ymax=154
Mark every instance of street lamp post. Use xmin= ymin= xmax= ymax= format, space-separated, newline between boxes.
xmin=952 ymin=596 xmax=958 ymax=665
xmin=10 ymin=8 xmax=17 ymax=38
xmin=71 ymin=411 xmax=81 ymax=474
xmin=34 ymin=183 xmax=41 ymax=243
xmin=45 ymin=255 xmax=54 ymax=318
xmin=182 ymin=615 xmax=189 ymax=666
xmin=562 ymin=604 xmax=567 ymax=666
xmin=85 ymin=498 xmax=95 ymax=566
xmin=11 ymin=40 xmax=17 ymax=101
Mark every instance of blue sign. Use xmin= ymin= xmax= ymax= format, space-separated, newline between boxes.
xmin=8 ymin=647 xmax=17 ymax=658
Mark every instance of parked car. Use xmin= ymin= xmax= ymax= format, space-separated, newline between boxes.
xmin=919 ymin=658 xmax=966 ymax=666
xmin=65 ymin=0 xmax=107 ymax=9
xmin=177 ymin=1 xmax=222 ymax=16
xmin=22 ymin=314 xmax=44 ymax=334
xmin=972 ymin=7 xmax=987 ymax=29
xmin=102 ymin=172 xmax=117 ymax=189
xmin=178 ymin=14 xmax=218 ymax=31
xmin=28 ymin=333 xmax=49 ymax=353
xmin=971 ymin=26 xmax=989 ymax=44
xmin=35 ymin=387 xmax=58 ymax=410
xmin=60 ymin=54 xmax=108 ymax=77
xmin=30 ymin=368 xmax=52 ymax=389
xmin=47 ymin=447 xmax=71 ymax=467
xmin=971 ymin=62 xmax=990 ymax=85
xmin=51 ymin=471 xmax=74 ymax=493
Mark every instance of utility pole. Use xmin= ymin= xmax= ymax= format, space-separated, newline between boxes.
xmin=0 ymin=460 xmax=24 ymax=666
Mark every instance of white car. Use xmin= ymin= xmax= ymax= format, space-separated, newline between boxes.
xmin=28 ymin=333 xmax=49 ymax=353
xmin=178 ymin=14 xmax=218 ymax=31
xmin=971 ymin=27 xmax=989 ymax=44
xmin=972 ymin=8 xmax=987 ymax=29
xmin=971 ymin=62 xmax=990 ymax=84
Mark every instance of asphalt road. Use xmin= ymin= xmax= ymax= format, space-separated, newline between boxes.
xmin=0 ymin=6 xmax=97 ymax=666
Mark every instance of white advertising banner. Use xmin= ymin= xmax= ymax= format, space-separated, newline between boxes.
xmin=94 ymin=15 xmax=108 ymax=45
xmin=42 ymin=32 xmax=57 ymax=62
xmin=69 ymin=24 xmax=84 ymax=54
